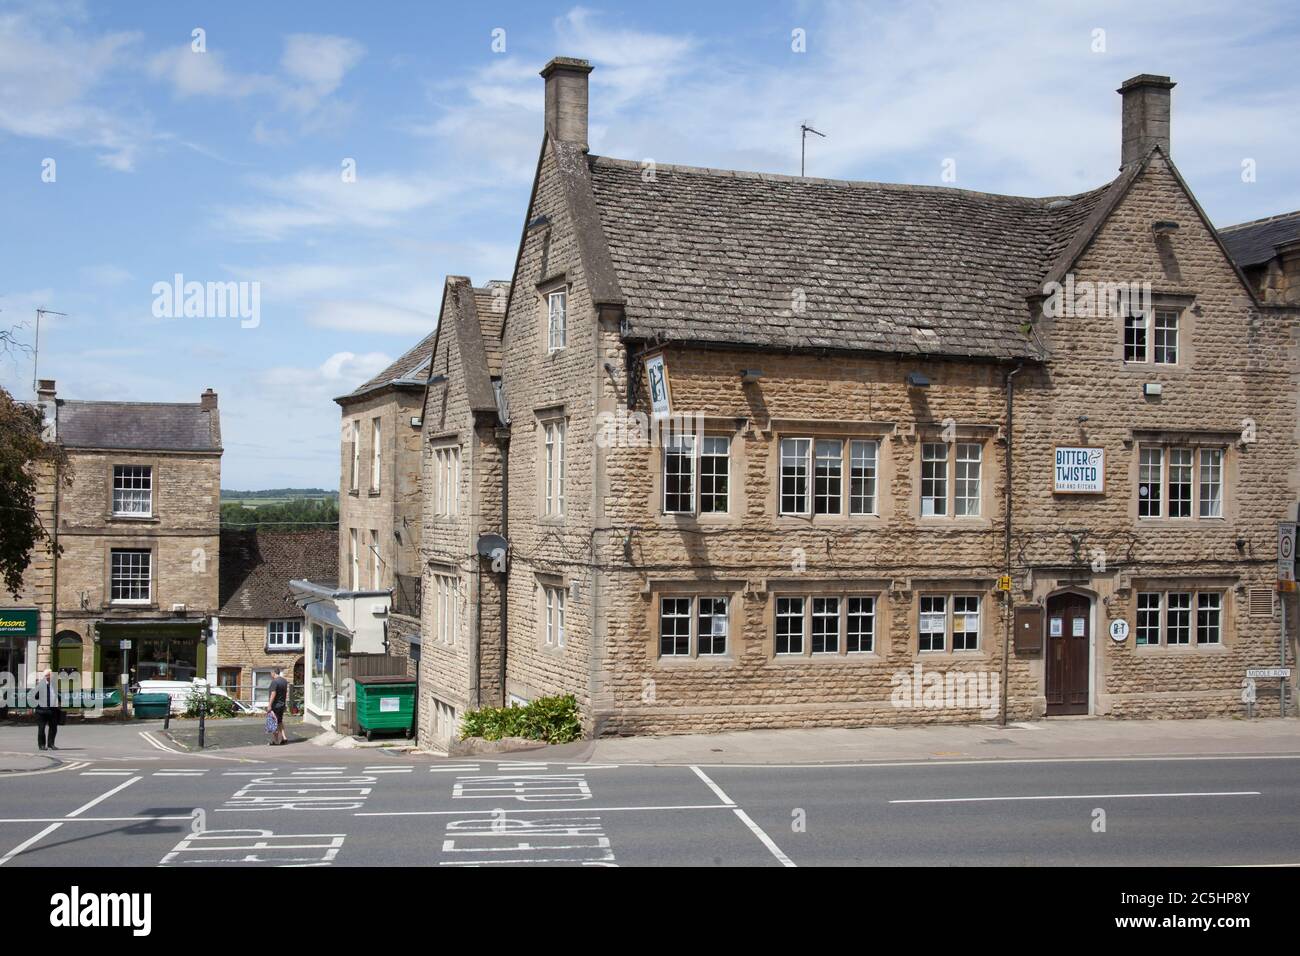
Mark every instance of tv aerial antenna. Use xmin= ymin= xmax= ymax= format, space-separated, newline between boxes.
xmin=800 ymin=124 xmax=826 ymax=177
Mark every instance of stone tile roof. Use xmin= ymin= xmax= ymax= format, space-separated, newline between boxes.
xmin=58 ymin=400 xmax=221 ymax=451
xmin=583 ymin=155 xmax=1113 ymax=360
xmin=219 ymin=529 xmax=339 ymax=619
xmin=439 ymin=277 xmax=499 ymax=415
xmin=473 ymin=281 xmax=510 ymax=378
xmin=1220 ymin=209 xmax=1300 ymax=269
xmin=337 ymin=330 xmax=436 ymax=404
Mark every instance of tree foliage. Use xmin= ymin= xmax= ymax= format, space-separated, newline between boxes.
xmin=0 ymin=385 xmax=69 ymax=598
xmin=220 ymin=496 xmax=339 ymax=531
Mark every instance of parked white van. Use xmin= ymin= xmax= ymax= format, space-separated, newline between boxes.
xmin=134 ymin=679 xmax=254 ymax=716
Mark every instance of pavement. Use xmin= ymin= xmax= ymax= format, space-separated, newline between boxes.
xmin=0 ymin=715 xmax=1295 ymax=867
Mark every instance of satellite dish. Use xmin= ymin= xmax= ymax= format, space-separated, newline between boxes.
xmin=476 ymin=533 xmax=508 ymax=558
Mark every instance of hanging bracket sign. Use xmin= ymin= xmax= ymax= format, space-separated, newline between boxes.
xmin=1054 ymin=447 xmax=1104 ymax=494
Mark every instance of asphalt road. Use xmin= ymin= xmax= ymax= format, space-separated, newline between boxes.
xmin=2 ymin=736 xmax=1298 ymax=866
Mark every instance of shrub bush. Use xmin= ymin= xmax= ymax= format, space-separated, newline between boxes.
xmin=183 ymin=689 xmax=240 ymax=719
xmin=459 ymin=694 xmax=582 ymax=744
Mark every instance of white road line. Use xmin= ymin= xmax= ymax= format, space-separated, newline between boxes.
xmin=690 ymin=765 xmax=735 ymax=806
xmin=891 ymin=790 xmax=1262 ymax=805
xmin=67 ymin=776 xmax=142 ymax=817
xmin=81 ymin=771 xmax=133 ymax=777
xmin=358 ymin=804 xmax=735 ymax=817
xmin=690 ymin=766 xmax=796 ymax=868
xmin=632 ymin=753 xmax=1300 ymax=770
xmin=429 ymin=765 xmax=480 ymax=773
xmin=0 ymin=824 xmax=62 ymax=866
xmin=0 ymin=816 xmax=192 ymax=824
xmin=138 ymin=731 xmax=185 ymax=754
xmin=0 ymin=775 xmax=142 ymax=866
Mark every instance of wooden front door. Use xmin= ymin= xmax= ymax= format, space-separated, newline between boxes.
xmin=1045 ymin=593 xmax=1090 ymax=715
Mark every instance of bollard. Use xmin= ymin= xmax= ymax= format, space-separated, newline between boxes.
xmin=163 ymin=707 xmax=170 ymax=731
xmin=198 ymin=696 xmax=205 ymax=749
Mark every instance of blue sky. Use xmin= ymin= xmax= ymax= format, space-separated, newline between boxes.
xmin=2 ymin=0 xmax=1297 ymax=488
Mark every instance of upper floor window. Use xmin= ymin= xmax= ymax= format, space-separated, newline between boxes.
xmin=349 ymin=528 xmax=359 ymax=591
xmin=543 ymin=419 xmax=566 ymax=517
xmin=544 ymin=583 xmax=566 ymax=648
xmin=663 ymin=434 xmax=730 ymax=515
xmin=547 ymin=290 xmax=568 ymax=352
xmin=659 ymin=595 xmax=729 ymax=658
xmin=774 ymin=593 xmax=876 ymax=657
xmin=266 ymin=620 xmax=303 ymax=650
xmin=432 ymin=445 xmax=461 ymax=517
xmin=779 ymin=437 xmax=878 ymax=516
xmin=112 ymin=465 xmax=152 ymax=516
xmin=431 ymin=573 xmax=459 ymax=645
xmin=370 ymin=417 xmax=382 ymax=491
xmin=369 ymin=529 xmax=381 ymax=589
xmin=349 ymin=421 xmax=360 ymax=491
xmin=918 ymin=594 xmax=981 ymax=652
xmin=921 ymin=442 xmax=982 ymax=517
xmin=1137 ymin=445 xmax=1224 ymax=519
xmin=110 ymin=548 xmax=151 ymax=604
xmin=1134 ymin=590 xmax=1222 ymax=646
xmin=1124 ymin=308 xmax=1179 ymax=364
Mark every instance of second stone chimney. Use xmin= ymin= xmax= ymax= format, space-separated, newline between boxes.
xmin=1118 ymin=74 xmax=1175 ymax=169
xmin=541 ymin=57 xmax=593 ymax=151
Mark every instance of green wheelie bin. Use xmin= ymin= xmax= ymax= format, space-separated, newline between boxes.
xmin=132 ymin=693 xmax=171 ymax=719
xmin=354 ymin=675 xmax=416 ymax=741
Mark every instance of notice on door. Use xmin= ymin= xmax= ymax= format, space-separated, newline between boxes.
xmin=1072 ymin=618 xmax=1086 ymax=637
xmin=1050 ymin=617 xmax=1063 ymax=637
xmin=1054 ymin=447 xmax=1104 ymax=494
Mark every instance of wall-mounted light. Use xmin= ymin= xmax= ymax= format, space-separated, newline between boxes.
xmin=1143 ymin=382 xmax=1163 ymax=397
xmin=906 ymin=372 xmax=931 ymax=388
xmin=526 ymin=215 xmax=551 ymax=232
xmin=1151 ymin=220 xmax=1180 ymax=235
xmin=740 ymin=369 xmax=763 ymax=383
xmin=409 ymin=416 xmax=422 ymax=428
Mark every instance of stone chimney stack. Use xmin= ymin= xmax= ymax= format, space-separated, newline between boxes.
xmin=541 ymin=57 xmax=593 ymax=151
xmin=36 ymin=380 xmax=56 ymax=440
xmin=200 ymin=387 xmax=218 ymax=411
xmin=1118 ymin=74 xmax=1175 ymax=169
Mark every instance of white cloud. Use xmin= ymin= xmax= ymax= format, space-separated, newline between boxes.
xmin=146 ymin=46 xmax=269 ymax=99
xmin=0 ymin=10 xmax=146 ymax=170
xmin=217 ymin=166 xmax=449 ymax=240
xmin=307 ymin=300 xmax=436 ymax=336
xmin=279 ymin=33 xmax=365 ymax=112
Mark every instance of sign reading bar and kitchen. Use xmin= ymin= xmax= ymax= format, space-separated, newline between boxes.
xmin=0 ymin=609 xmax=38 ymax=638
xmin=1054 ymin=447 xmax=1105 ymax=494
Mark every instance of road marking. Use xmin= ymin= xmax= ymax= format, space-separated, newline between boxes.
xmin=160 ymin=829 xmax=346 ymax=867
xmin=82 ymin=771 xmax=134 ymax=777
xmin=0 ymin=775 xmax=141 ymax=866
xmin=362 ymin=767 xmax=412 ymax=774
xmin=690 ymin=766 xmax=796 ymax=868
xmin=429 ymin=765 xmax=480 ymax=773
xmin=891 ymin=790 xmax=1263 ymax=805
xmin=453 ymin=774 xmax=592 ymax=803
xmin=613 ymin=753 xmax=1300 ymax=770
xmin=690 ymin=765 xmax=735 ymax=805
xmin=359 ymin=804 xmax=734 ymax=817
xmin=0 ymin=824 xmax=62 ymax=866
xmin=0 ymin=816 xmax=192 ymax=824
xmin=138 ymin=731 xmax=187 ymax=754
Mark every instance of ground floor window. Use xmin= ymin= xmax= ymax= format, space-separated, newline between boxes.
xmin=658 ymin=595 xmax=729 ymax=658
xmin=774 ymin=593 xmax=876 ymax=657
xmin=918 ymin=594 xmax=982 ymax=653
xmin=252 ymin=668 xmax=273 ymax=708
xmin=217 ymin=666 xmax=241 ymax=699
xmin=1134 ymin=590 xmax=1224 ymax=646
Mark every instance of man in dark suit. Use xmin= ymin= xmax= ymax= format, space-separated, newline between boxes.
xmin=34 ymin=668 xmax=61 ymax=751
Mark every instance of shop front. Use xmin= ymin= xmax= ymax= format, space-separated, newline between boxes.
xmin=0 ymin=609 xmax=40 ymax=707
xmin=290 ymin=581 xmax=390 ymax=730
xmin=96 ymin=620 xmax=209 ymax=692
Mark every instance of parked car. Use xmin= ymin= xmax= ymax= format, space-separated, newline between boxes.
xmin=132 ymin=679 xmax=255 ymax=715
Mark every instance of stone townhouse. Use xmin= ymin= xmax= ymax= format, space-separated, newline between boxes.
xmin=415 ymin=276 xmax=510 ymax=747
xmin=215 ymin=529 xmax=336 ymax=707
xmin=335 ymin=339 xmax=432 ymax=665
xmin=415 ymin=60 xmax=1296 ymax=744
xmin=0 ymin=380 xmax=222 ymax=697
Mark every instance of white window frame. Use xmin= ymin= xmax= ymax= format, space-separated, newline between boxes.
xmin=1153 ymin=309 xmax=1179 ymax=364
xmin=781 ymin=436 xmax=880 ymax=518
xmin=430 ymin=573 xmax=458 ymax=646
xmin=1123 ymin=311 xmax=1147 ymax=362
xmin=1124 ymin=308 xmax=1180 ymax=365
xmin=109 ymin=548 xmax=151 ymax=604
xmin=773 ymin=592 xmax=878 ymax=658
xmin=266 ymin=619 xmax=303 ymax=650
xmin=920 ymin=443 xmax=949 ymax=517
xmin=111 ymin=465 xmax=153 ymax=517
xmin=370 ymin=417 xmax=382 ymax=491
xmin=252 ymin=668 xmax=274 ymax=708
xmin=433 ymin=444 xmax=461 ymax=517
xmin=547 ymin=289 xmax=568 ymax=352
xmin=918 ymin=593 xmax=982 ymax=653
xmin=849 ymin=440 xmax=878 ymax=516
xmin=369 ymin=529 xmax=381 ymax=589
xmin=543 ymin=584 xmax=566 ymax=648
xmin=1138 ymin=445 xmax=1226 ymax=521
xmin=663 ymin=434 xmax=731 ymax=516
xmin=349 ymin=528 xmax=359 ymax=591
xmin=1135 ymin=589 xmax=1224 ymax=647
xmin=543 ymin=419 xmax=566 ymax=517
xmin=349 ymin=420 xmax=360 ymax=491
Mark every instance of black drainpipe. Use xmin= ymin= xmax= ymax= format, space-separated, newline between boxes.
xmin=497 ymin=428 xmax=510 ymax=706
